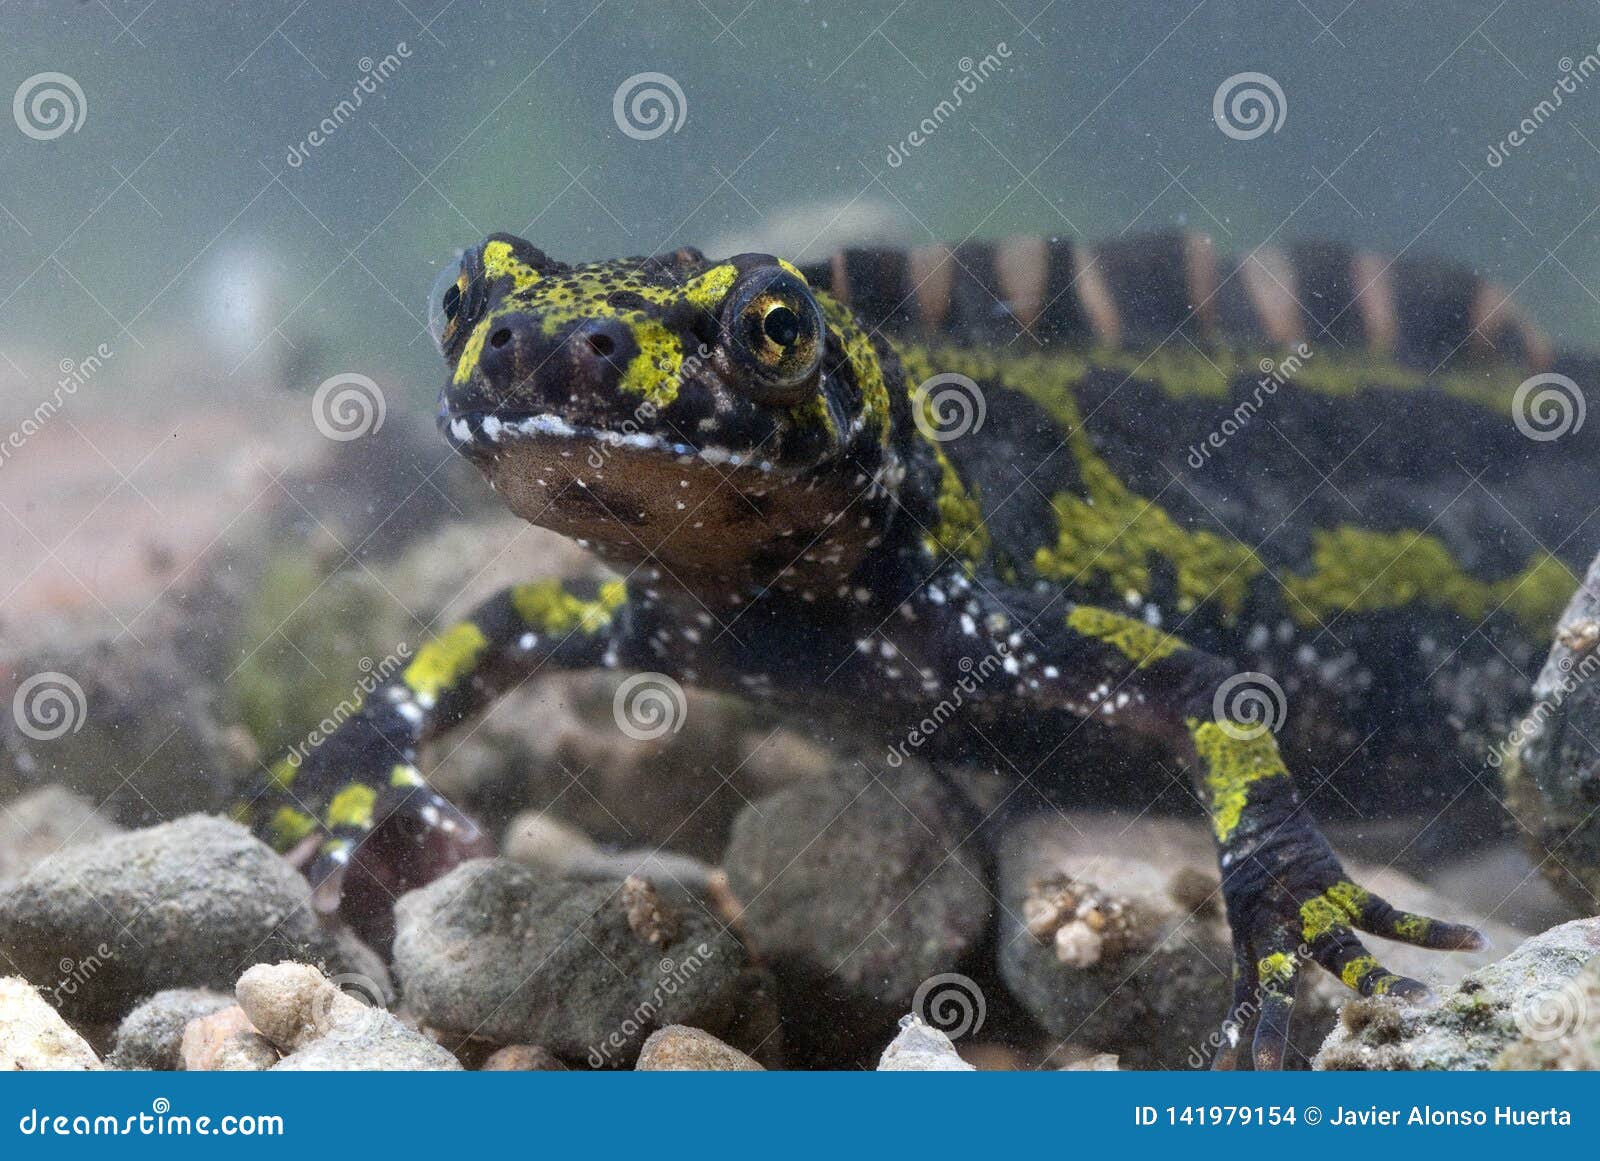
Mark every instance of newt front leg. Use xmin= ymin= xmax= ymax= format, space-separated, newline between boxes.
xmin=248 ymin=576 xmax=634 ymax=907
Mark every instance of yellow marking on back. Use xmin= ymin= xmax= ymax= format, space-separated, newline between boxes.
xmin=923 ymin=442 xmax=988 ymax=569
xmin=1188 ymin=719 xmax=1291 ymax=842
xmin=325 ymin=784 xmax=377 ymax=830
xmin=897 ymin=341 xmax=1569 ymax=635
xmin=403 ymin=621 xmax=489 ymax=704
xmin=1066 ymin=605 xmax=1182 ymax=668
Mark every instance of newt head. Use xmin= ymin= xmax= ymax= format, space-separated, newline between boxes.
xmin=431 ymin=233 xmax=909 ymax=591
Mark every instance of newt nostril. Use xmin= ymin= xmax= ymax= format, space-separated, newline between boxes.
xmin=489 ymin=327 xmax=513 ymax=349
xmin=587 ymin=332 xmax=616 ymax=359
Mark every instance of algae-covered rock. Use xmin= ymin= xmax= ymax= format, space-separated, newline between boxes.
xmin=1317 ymin=917 xmax=1600 ymax=1070
xmin=1506 ymin=552 xmax=1600 ymax=911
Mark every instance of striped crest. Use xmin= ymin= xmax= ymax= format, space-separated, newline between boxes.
xmin=800 ymin=230 xmax=1550 ymax=370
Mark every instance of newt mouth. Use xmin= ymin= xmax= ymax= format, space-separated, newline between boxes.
xmin=440 ymin=407 xmax=789 ymax=475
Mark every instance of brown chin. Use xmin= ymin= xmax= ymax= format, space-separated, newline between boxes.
xmin=475 ymin=432 xmax=846 ymax=587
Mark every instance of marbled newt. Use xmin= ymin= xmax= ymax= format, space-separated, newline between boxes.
xmin=251 ymin=229 xmax=1600 ymax=1069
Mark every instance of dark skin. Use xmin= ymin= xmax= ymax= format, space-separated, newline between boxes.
xmin=252 ymin=233 xmax=1484 ymax=1069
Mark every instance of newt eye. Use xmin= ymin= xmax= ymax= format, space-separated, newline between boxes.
xmin=427 ymin=255 xmax=468 ymax=355
xmin=721 ymin=267 xmax=825 ymax=404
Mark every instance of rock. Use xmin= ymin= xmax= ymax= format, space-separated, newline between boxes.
xmin=433 ymin=675 xmax=821 ymax=864
xmin=0 ymin=786 xmax=124 ymax=880
xmin=997 ymin=814 xmax=1253 ymax=1069
xmin=179 ymin=1006 xmax=263 ymax=1071
xmin=481 ymin=1044 xmax=568 ymax=1070
xmin=1504 ymin=559 xmax=1600 ymax=910
xmin=0 ymin=976 xmax=100 ymax=1070
xmin=1062 ymin=1052 xmax=1121 ymax=1070
xmin=210 ymin=1031 xmax=279 ymax=1072
xmin=235 ymin=961 xmax=460 ymax=1072
xmin=503 ymin=812 xmax=718 ymax=902
xmin=393 ymin=858 xmax=747 ymax=1066
xmin=636 ymin=1025 xmax=763 ymax=1071
xmin=1317 ymin=916 xmax=1600 ymax=1070
xmin=997 ymin=814 xmax=1523 ymax=1070
xmin=0 ymin=815 xmax=360 ymax=1022
xmin=502 ymin=813 xmax=600 ymax=869
xmin=108 ymin=988 xmax=233 ymax=1070
xmin=2 ymin=638 xmax=248 ymax=826
xmin=877 ymin=1015 xmax=974 ymax=1071
xmin=722 ymin=763 xmax=991 ymax=1011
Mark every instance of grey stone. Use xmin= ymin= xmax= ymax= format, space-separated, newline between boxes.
xmin=722 ymin=763 xmax=991 ymax=1009
xmin=108 ymin=988 xmax=233 ymax=1070
xmin=393 ymin=858 xmax=747 ymax=1065
xmin=0 ymin=815 xmax=359 ymax=1021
